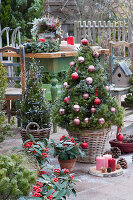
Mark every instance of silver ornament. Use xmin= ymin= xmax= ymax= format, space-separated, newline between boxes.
xmin=73 ymin=104 xmax=80 ymax=112
xmin=86 ymin=77 xmax=93 ymax=84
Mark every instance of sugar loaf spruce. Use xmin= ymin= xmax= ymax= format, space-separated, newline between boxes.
xmin=53 ymin=39 xmax=124 ymax=132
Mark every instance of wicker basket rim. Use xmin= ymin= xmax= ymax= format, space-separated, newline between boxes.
xmin=68 ymin=128 xmax=110 ymax=135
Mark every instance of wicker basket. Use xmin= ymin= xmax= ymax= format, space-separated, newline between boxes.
xmin=68 ymin=129 xmax=110 ymax=164
xmin=20 ymin=122 xmax=51 ymax=143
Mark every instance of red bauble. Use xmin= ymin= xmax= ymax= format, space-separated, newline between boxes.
xmin=71 ymin=72 xmax=78 ymax=80
xmin=92 ymin=51 xmax=99 ymax=58
xmin=64 ymin=97 xmax=70 ymax=104
xmin=59 ymin=108 xmax=65 ymax=115
xmin=73 ymin=104 xmax=80 ymax=112
xmin=69 ymin=61 xmax=75 ymax=67
xmin=78 ymin=56 xmax=85 ymax=63
xmin=63 ymin=82 xmax=68 ymax=88
xmin=88 ymin=65 xmax=95 ymax=72
xmin=83 ymin=93 xmax=89 ymax=99
xmin=80 ymin=141 xmax=88 ymax=149
xmin=81 ymin=39 xmax=88 ymax=45
xmin=73 ymin=118 xmax=80 ymax=125
xmin=84 ymin=117 xmax=89 ymax=124
xmin=110 ymin=107 xmax=116 ymax=113
xmin=117 ymin=134 xmax=124 ymax=142
xmin=90 ymin=107 xmax=96 ymax=113
xmin=86 ymin=77 xmax=93 ymax=84
xmin=98 ymin=118 xmax=105 ymax=125
xmin=94 ymin=97 xmax=101 ymax=105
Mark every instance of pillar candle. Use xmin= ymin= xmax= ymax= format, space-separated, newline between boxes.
xmin=39 ymin=38 xmax=46 ymax=42
xmin=68 ymin=36 xmax=74 ymax=45
xmin=103 ymin=154 xmax=112 ymax=168
xmin=108 ymin=158 xmax=116 ymax=172
xmin=96 ymin=156 xmax=105 ymax=171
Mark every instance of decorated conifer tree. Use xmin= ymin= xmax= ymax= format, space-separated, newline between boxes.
xmin=53 ymin=39 xmax=124 ymax=163
xmin=53 ymin=40 xmax=124 ymax=131
xmin=21 ymin=60 xmax=51 ymax=129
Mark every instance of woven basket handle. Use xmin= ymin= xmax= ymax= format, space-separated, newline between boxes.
xmin=26 ymin=122 xmax=40 ymax=131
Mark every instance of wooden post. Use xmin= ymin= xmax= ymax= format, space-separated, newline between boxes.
xmin=131 ymin=42 xmax=133 ymax=72
xmin=109 ymin=41 xmax=113 ymax=83
xmin=20 ymin=46 xmax=26 ymax=95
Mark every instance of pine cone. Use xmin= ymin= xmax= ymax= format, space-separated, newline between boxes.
xmin=111 ymin=147 xmax=121 ymax=158
xmin=117 ymin=158 xmax=128 ymax=169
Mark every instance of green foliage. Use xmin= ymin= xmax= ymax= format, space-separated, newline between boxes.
xmin=52 ymin=45 xmax=124 ymax=132
xmin=0 ymin=154 xmax=36 ymax=200
xmin=50 ymin=135 xmax=85 ymax=160
xmin=23 ymin=40 xmax=60 ymax=53
xmin=125 ymin=76 xmax=133 ymax=107
xmin=20 ymin=60 xmax=51 ymax=129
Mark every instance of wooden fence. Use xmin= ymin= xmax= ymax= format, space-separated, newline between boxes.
xmin=74 ymin=21 xmax=133 ymax=48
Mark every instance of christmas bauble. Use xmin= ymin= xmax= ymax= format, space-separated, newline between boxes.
xmin=73 ymin=104 xmax=80 ymax=112
xmin=69 ymin=61 xmax=75 ymax=67
xmin=98 ymin=118 xmax=105 ymax=125
xmin=94 ymin=97 xmax=101 ymax=105
xmin=105 ymin=85 xmax=110 ymax=92
xmin=86 ymin=77 xmax=93 ymax=84
xmin=78 ymin=56 xmax=85 ymax=63
xmin=73 ymin=118 xmax=80 ymax=125
xmin=63 ymin=82 xmax=68 ymax=88
xmin=80 ymin=141 xmax=88 ymax=149
xmin=90 ymin=107 xmax=96 ymax=113
xmin=84 ymin=117 xmax=89 ymax=124
xmin=88 ymin=65 xmax=95 ymax=72
xmin=92 ymin=51 xmax=99 ymax=58
xmin=117 ymin=134 xmax=124 ymax=142
xmin=71 ymin=72 xmax=78 ymax=80
xmin=64 ymin=97 xmax=70 ymax=104
xmin=81 ymin=39 xmax=88 ymax=45
xmin=83 ymin=93 xmax=89 ymax=99
xmin=59 ymin=108 xmax=65 ymax=115
xmin=110 ymin=107 xmax=116 ymax=113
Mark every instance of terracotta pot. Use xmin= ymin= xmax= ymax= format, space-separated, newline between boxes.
xmin=58 ymin=158 xmax=77 ymax=172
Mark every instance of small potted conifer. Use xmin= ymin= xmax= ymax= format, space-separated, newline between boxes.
xmin=20 ymin=60 xmax=51 ymax=142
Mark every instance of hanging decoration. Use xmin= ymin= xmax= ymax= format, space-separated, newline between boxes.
xmin=98 ymin=118 xmax=105 ymax=125
xmin=82 ymin=39 xmax=88 ymax=45
xmin=83 ymin=93 xmax=89 ymax=99
xmin=88 ymin=65 xmax=95 ymax=72
xmin=78 ymin=56 xmax=85 ymax=63
xmin=73 ymin=117 xmax=80 ymax=125
xmin=71 ymin=72 xmax=79 ymax=80
xmin=73 ymin=104 xmax=80 ymax=112
xmin=86 ymin=77 xmax=93 ymax=84
xmin=80 ymin=137 xmax=88 ymax=149
xmin=69 ymin=61 xmax=76 ymax=67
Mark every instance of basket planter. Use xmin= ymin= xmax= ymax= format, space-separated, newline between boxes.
xmin=20 ymin=122 xmax=51 ymax=143
xmin=58 ymin=158 xmax=77 ymax=172
xmin=68 ymin=129 xmax=110 ymax=164
xmin=109 ymin=140 xmax=133 ymax=153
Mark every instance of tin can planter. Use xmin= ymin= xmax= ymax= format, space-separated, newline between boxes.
xmin=58 ymin=158 xmax=77 ymax=172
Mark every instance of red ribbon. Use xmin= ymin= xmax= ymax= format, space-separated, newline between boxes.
xmin=95 ymin=88 xmax=97 ymax=96
xmin=116 ymin=125 xmax=122 ymax=138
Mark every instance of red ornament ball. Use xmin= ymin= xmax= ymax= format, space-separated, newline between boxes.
xmin=83 ymin=93 xmax=89 ymax=99
xmin=73 ymin=118 xmax=80 ymax=125
xmin=63 ymin=82 xmax=68 ymax=88
xmin=86 ymin=77 xmax=93 ymax=84
xmin=90 ymin=107 xmax=96 ymax=113
xmin=88 ymin=65 xmax=95 ymax=72
xmin=117 ymin=134 xmax=124 ymax=142
xmin=94 ymin=97 xmax=101 ymax=105
xmin=69 ymin=61 xmax=75 ymax=67
xmin=92 ymin=51 xmax=99 ymax=58
xmin=84 ymin=117 xmax=89 ymax=124
xmin=64 ymin=97 xmax=70 ymax=104
xmin=80 ymin=141 xmax=88 ymax=149
xmin=71 ymin=72 xmax=78 ymax=80
xmin=98 ymin=118 xmax=105 ymax=125
xmin=59 ymin=108 xmax=65 ymax=115
xmin=110 ymin=107 xmax=116 ymax=113
xmin=73 ymin=104 xmax=80 ymax=112
xmin=81 ymin=39 xmax=88 ymax=45
xmin=78 ymin=56 xmax=85 ymax=63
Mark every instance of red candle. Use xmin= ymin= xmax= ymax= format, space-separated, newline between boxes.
xmin=108 ymin=158 xmax=116 ymax=172
xmin=68 ymin=36 xmax=74 ymax=45
xmin=39 ymin=38 xmax=46 ymax=42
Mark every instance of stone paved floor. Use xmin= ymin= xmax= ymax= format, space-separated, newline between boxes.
xmin=0 ymin=112 xmax=133 ymax=200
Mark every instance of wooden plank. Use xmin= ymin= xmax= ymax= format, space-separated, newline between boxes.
xmin=87 ymin=21 xmax=92 ymax=43
xmin=113 ymin=41 xmax=131 ymax=48
xmin=92 ymin=21 xmax=96 ymax=45
xmin=83 ymin=21 xmax=86 ymax=39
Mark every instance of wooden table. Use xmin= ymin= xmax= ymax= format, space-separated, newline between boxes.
xmin=3 ymin=51 xmax=77 ymax=102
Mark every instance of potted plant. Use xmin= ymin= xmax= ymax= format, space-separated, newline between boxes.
xmin=31 ymin=16 xmax=64 ymax=40
xmin=20 ymin=60 xmax=51 ymax=142
xmin=52 ymin=39 xmax=124 ymax=163
xmin=50 ymin=135 xmax=85 ymax=171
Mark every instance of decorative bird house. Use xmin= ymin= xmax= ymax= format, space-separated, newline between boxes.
xmin=112 ymin=62 xmax=132 ymax=87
